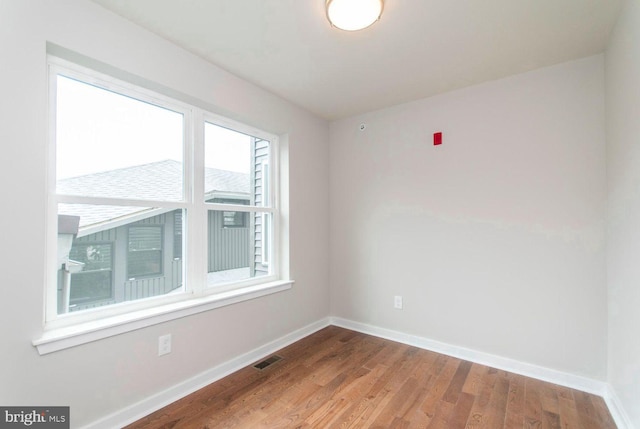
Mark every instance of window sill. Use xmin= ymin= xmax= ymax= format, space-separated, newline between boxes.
xmin=33 ymin=280 xmax=294 ymax=355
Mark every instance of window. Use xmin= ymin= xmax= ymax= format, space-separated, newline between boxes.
xmin=127 ymin=226 xmax=163 ymax=279
xmin=223 ymin=211 xmax=247 ymax=228
xmin=173 ymin=210 xmax=183 ymax=260
xmin=204 ymin=124 xmax=276 ymax=287
xmin=67 ymin=243 xmax=113 ymax=308
xmin=210 ymin=198 xmax=249 ymax=229
xmin=47 ymin=56 xmax=281 ymax=330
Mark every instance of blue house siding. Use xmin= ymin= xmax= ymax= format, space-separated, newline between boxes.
xmin=252 ymin=138 xmax=270 ymax=277
xmin=207 ymin=209 xmax=251 ymax=272
xmin=58 ymin=210 xmax=183 ymax=312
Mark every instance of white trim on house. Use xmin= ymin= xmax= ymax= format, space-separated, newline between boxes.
xmin=204 ymin=191 xmax=250 ymax=202
xmin=76 ymin=207 xmax=171 ymax=238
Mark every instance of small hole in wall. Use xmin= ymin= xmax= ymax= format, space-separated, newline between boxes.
xmin=359 ymin=123 xmax=366 ymax=131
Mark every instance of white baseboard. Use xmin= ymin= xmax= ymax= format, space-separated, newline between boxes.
xmin=604 ymin=384 xmax=635 ymax=429
xmin=330 ymin=317 xmax=607 ymax=395
xmin=82 ymin=316 xmax=634 ymax=429
xmin=81 ymin=317 xmax=331 ymax=429
xmin=331 ymin=317 xmax=639 ymax=428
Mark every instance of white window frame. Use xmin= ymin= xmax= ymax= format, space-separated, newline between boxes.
xmin=202 ymin=114 xmax=279 ymax=292
xmin=36 ymin=56 xmax=290 ymax=354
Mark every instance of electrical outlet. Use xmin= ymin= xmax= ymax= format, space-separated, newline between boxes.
xmin=394 ymin=295 xmax=403 ymax=309
xmin=158 ymin=334 xmax=172 ymax=356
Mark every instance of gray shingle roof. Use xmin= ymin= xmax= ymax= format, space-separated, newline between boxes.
xmin=58 ymin=160 xmax=249 ymax=232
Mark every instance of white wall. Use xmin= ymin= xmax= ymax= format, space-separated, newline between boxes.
xmin=606 ymin=0 xmax=640 ymax=426
xmin=0 ymin=1 xmax=329 ymax=426
xmin=330 ymin=56 xmax=608 ymax=380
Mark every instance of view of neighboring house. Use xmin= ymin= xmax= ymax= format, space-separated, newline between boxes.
xmin=57 ymin=142 xmax=270 ymax=313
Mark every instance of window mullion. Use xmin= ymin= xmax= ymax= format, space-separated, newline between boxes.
xmin=189 ymin=109 xmax=206 ymax=297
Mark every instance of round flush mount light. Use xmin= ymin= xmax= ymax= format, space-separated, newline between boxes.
xmin=326 ymin=0 xmax=384 ymax=31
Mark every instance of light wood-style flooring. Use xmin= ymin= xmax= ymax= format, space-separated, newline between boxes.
xmin=127 ymin=326 xmax=617 ymax=428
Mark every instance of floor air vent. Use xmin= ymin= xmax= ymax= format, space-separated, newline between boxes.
xmin=253 ymin=355 xmax=283 ymax=370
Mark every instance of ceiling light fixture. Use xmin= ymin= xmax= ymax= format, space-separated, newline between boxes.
xmin=326 ymin=0 xmax=384 ymax=31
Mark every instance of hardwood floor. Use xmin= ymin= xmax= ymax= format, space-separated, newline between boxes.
xmin=126 ymin=326 xmax=617 ymax=428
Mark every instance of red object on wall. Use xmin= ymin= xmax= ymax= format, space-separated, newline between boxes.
xmin=433 ymin=132 xmax=442 ymax=146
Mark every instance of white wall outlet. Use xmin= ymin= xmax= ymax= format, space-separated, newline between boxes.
xmin=394 ymin=295 xmax=403 ymax=309
xmin=158 ymin=334 xmax=172 ymax=356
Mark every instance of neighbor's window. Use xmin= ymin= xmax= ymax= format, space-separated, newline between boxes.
xmin=223 ymin=211 xmax=247 ymax=228
xmin=67 ymin=242 xmax=113 ymax=308
xmin=173 ymin=210 xmax=183 ymax=260
xmin=127 ymin=226 xmax=163 ymax=279
xmin=48 ymin=56 xmax=280 ymax=326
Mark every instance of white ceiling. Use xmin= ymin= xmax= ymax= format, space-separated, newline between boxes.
xmin=89 ymin=0 xmax=623 ymax=120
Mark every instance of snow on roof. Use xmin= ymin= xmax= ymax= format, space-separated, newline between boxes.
xmin=58 ymin=160 xmax=250 ymax=232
